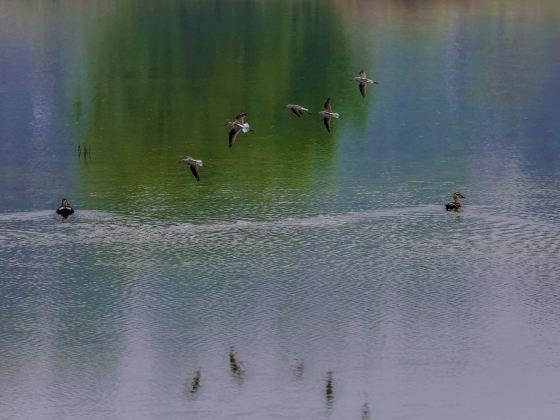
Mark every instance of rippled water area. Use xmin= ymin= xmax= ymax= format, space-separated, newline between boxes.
xmin=1 ymin=1 xmax=560 ymax=419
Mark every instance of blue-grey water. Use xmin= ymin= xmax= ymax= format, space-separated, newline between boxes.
xmin=1 ymin=1 xmax=560 ymax=419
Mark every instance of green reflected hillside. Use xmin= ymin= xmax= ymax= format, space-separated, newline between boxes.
xmin=69 ymin=0 xmax=353 ymax=219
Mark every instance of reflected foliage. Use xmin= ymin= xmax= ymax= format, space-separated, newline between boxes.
xmin=70 ymin=0 xmax=352 ymax=218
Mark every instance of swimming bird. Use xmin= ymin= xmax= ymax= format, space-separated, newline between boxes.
xmin=354 ymin=69 xmax=379 ymax=98
xmin=56 ymin=199 xmax=74 ymax=219
xmin=181 ymin=156 xmax=203 ymax=181
xmin=318 ymin=98 xmax=340 ymax=133
xmin=228 ymin=112 xmax=251 ymax=147
xmin=286 ymin=104 xmax=310 ymax=118
xmin=445 ymin=192 xmax=465 ymax=211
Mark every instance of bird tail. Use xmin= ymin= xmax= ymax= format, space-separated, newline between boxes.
xmin=331 ymin=113 xmax=340 ymax=119
xmin=196 ymin=160 xmax=203 ymax=167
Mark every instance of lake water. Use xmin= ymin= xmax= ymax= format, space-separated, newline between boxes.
xmin=1 ymin=1 xmax=560 ymax=419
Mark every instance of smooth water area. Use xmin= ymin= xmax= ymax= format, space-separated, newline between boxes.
xmin=1 ymin=1 xmax=560 ymax=419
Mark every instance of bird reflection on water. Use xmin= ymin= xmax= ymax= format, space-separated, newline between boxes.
xmin=184 ymin=369 xmax=201 ymax=398
xmin=229 ymin=347 xmax=245 ymax=383
xmin=325 ymin=371 xmax=334 ymax=411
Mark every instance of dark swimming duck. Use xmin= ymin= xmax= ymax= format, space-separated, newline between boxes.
xmin=56 ymin=199 xmax=74 ymax=218
xmin=445 ymin=192 xmax=465 ymax=211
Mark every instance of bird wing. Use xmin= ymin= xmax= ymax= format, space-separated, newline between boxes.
xmin=323 ymin=98 xmax=332 ymax=112
xmin=190 ymin=165 xmax=200 ymax=181
xmin=290 ymin=107 xmax=301 ymax=117
xmin=359 ymin=82 xmax=366 ymax=98
xmin=323 ymin=116 xmax=331 ymax=133
xmin=235 ymin=113 xmax=246 ymax=123
xmin=229 ymin=128 xmax=240 ymax=147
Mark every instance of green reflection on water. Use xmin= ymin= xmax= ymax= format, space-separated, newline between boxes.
xmin=68 ymin=0 xmax=357 ymax=219
xmin=2 ymin=0 xmax=558 ymax=216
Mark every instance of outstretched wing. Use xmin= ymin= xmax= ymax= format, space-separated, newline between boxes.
xmin=323 ymin=116 xmax=331 ymax=133
xmin=323 ymin=98 xmax=332 ymax=112
xmin=190 ymin=165 xmax=200 ymax=181
xmin=56 ymin=207 xmax=74 ymax=218
xmin=229 ymin=128 xmax=240 ymax=147
xmin=359 ymin=82 xmax=366 ymax=98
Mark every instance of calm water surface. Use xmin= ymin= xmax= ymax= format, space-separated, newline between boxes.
xmin=1 ymin=1 xmax=560 ymax=419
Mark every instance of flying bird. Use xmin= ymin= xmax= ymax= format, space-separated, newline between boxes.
xmin=318 ymin=98 xmax=340 ymax=133
xmin=228 ymin=112 xmax=251 ymax=147
xmin=286 ymin=104 xmax=310 ymax=118
xmin=181 ymin=156 xmax=203 ymax=181
xmin=354 ymin=69 xmax=379 ymax=98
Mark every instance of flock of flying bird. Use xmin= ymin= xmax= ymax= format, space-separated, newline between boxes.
xmin=178 ymin=68 xmax=465 ymax=212
xmin=179 ymin=69 xmax=379 ymax=182
xmin=57 ymin=69 xmax=465 ymax=218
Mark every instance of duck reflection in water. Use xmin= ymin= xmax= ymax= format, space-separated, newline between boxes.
xmin=361 ymin=402 xmax=370 ymax=420
xmin=293 ymin=358 xmax=304 ymax=379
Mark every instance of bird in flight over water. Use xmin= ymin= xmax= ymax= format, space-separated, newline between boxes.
xmin=318 ymin=98 xmax=340 ymax=133
xmin=354 ymin=69 xmax=379 ymax=98
xmin=286 ymin=104 xmax=310 ymax=118
xmin=228 ymin=113 xmax=251 ymax=147
xmin=181 ymin=156 xmax=203 ymax=181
